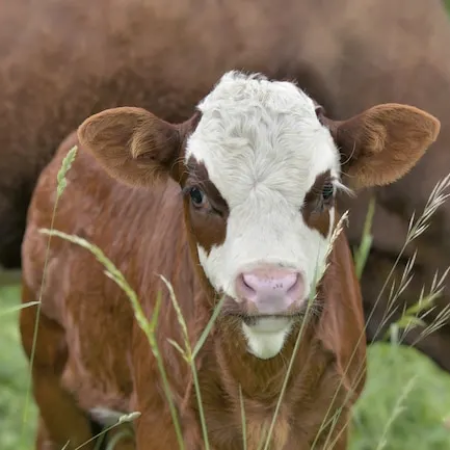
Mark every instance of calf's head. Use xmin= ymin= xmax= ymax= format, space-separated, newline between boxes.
xmin=78 ymin=71 xmax=440 ymax=359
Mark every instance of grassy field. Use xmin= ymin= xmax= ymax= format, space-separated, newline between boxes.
xmin=0 ymin=283 xmax=36 ymax=450
xmin=1 ymin=280 xmax=450 ymax=450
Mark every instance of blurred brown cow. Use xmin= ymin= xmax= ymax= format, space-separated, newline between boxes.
xmin=1 ymin=0 xmax=450 ymax=372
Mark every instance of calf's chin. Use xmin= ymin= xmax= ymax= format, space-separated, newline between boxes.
xmin=242 ymin=317 xmax=294 ymax=359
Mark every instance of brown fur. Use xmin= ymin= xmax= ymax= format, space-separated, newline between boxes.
xmin=302 ymin=171 xmax=334 ymax=238
xmin=19 ymin=92 xmax=437 ymax=449
xmin=184 ymin=159 xmax=229 ymax=254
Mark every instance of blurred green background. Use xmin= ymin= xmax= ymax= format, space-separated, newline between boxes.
xmin=1 ymin=283 xmax=37 ymax=450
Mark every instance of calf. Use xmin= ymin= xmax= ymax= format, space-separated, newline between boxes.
xmin=20 ymin=72 xmax=440 ymax=450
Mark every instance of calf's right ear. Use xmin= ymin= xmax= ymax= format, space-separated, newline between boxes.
xmin=77 ymin=107 xmax=200 ymax=187
xmin=318 ymin=104 xmax=440 ymax=189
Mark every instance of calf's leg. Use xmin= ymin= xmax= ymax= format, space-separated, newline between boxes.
xmin=19 ymin=283 xmax=97 ymax=450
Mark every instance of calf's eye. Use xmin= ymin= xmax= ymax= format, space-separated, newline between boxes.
xmin=190 ymin=187 xmax=207 ymax=208
xmin=322 ymin=183 xmax=334 ymax=201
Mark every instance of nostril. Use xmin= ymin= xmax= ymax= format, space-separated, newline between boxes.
xmin=241 ymin=273 xmax=257 ymax=292
xmin=286 ymin=273 xmax=300 ymax=293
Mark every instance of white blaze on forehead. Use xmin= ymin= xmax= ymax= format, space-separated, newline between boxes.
xmin=186 ymin=72 xmax=339 ymax=209
xmin=185 ymin=71 xmax=341 ymax=357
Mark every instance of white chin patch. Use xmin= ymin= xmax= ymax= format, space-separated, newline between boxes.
xmin=242 ymin=318 xmax=292 ymax=359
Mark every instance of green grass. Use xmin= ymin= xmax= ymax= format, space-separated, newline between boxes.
xmin=1 ymin=282 xmax=450 ymax=450
xmin=350 ymin=344 xmax=450 ymax=450
xmin=0 ymin=283 xmax=36 ymax=450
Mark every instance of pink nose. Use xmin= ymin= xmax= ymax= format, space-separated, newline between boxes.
xmin=235 ymin=266 xmax=305 ymax=314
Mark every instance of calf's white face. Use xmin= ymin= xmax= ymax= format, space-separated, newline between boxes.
xmin=184 ymin=72 xmax=342 ymax=358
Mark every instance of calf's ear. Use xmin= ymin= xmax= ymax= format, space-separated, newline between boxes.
xmin=319 ymin=104 xmax=441 ymax=189
xmin=77 ymin=107 xmax=200 ymax=187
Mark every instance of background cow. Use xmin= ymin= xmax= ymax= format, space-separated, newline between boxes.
xmin=1 ymin=0 xmax=450 ymax=370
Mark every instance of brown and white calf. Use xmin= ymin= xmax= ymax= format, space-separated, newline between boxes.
xmin=20 ymin=71 xmax=440 ymax=450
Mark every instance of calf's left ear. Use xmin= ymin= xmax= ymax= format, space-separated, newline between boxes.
xmin=320 ymin=104 xmax=441 ymax=189
xmin=78 ymin=107 xmax=200 ymax=187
